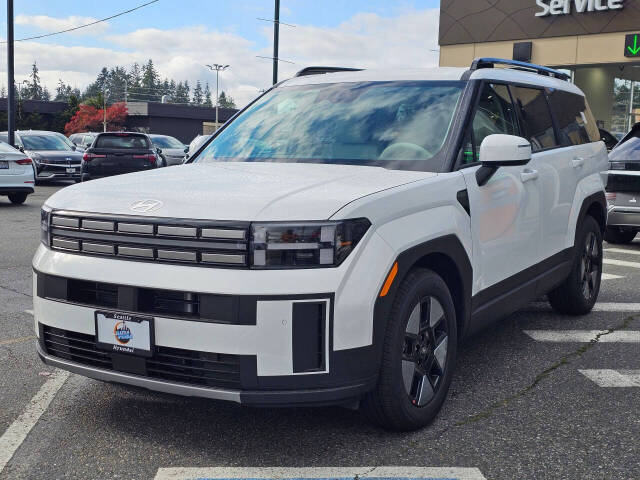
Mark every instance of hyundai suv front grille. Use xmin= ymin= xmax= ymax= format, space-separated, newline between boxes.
xmin=48 ymin=211 xmax=249 ymax=268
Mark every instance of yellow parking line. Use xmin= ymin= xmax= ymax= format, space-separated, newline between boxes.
xmin=0 ymin=336 xmax=36 ymax=346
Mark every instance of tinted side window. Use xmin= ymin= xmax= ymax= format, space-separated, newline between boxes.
xmin=548 ymin=90 xmax=594 ymax=146
xmin=461 ymin=83 xmax=518 ymax=165
xmin=510 ymin=86 xmax=557 ymax=152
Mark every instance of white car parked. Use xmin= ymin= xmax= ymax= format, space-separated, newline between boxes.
xmin=33 ymin=59 xmax=608 ymax=430
xmin=0 ymin=140 xmax=34 ymax=204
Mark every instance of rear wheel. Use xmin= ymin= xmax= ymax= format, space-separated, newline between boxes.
xmin=604 ymin=226 xmax=637 ymax=244
xmin=548 ymin=215 xmax=602 ymax=315
xmin=8 ymin=193 xmax=27 ymax=205
xmin=362 ymin=268 xmax=457 ymax=431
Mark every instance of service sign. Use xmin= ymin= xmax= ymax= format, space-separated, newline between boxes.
xmin=536 ymin=0 xmax=624 ymax=17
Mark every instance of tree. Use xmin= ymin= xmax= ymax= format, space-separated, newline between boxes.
xmin=203 ymin=82 xmax=212 ymax=107
xmin=24 ymin=62 xmax=44 ymax=100
xmin=174 ymin=81 xmax=189 ymax=103
xmin=192 ymin=80 xmax=203 ymax=104
xmin=65 ymin=102 xmax=127 ymax=135
xmin=141 ymin=59 xmax=161 ymax=101
xmin=218 ymin=90 xmax=236 ymax=109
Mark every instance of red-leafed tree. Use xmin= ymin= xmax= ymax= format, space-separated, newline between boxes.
xmin=64 ymin=102 xmax=128 ymax=135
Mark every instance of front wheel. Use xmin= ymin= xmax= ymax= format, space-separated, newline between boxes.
xmin=362 ymin=268 xmax=457 ymax=431
xmin=548 ymin=215 xmax=603 ymax=315
xmin=604 ymin=226 xmax=637 ymax=244
xmin=8 ymin=193 xmax=28 ymax=204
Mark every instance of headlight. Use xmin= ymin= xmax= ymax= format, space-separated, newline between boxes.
xmin=41 ymin=206 xmax=51 ymax=246
xmin=609 ymin=162 xmax=626 ymax=170
xmin=251 ymin=218 xmax=371 ymax=269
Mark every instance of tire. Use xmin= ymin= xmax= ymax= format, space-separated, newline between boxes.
xmin=604 ymin=226 xmax=637 ymax=244
xmin=362 ymin=268 xmax=458 ymax=431
xmin=8 ymin=193 xmax=28 ymax=205
xmin=548 ymin=215 xmax=603 ymax=315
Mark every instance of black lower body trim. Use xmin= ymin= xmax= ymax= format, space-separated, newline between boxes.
xmin=0 ymin=187 xmax=34 ymax=194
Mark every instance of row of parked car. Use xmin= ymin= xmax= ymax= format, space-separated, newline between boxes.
xmin=0 ymin=130 xmax=210 ymax=204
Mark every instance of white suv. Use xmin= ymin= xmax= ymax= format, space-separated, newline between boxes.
xmin=33 ymin=59 xmax=608 ymax=431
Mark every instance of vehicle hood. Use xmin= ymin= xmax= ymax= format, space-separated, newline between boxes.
xmin=30 ymin=150 xmax=83 ymax=163
xmin=46 ymin=162 xmax=436 ymax=221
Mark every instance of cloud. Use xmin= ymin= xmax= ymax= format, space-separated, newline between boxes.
xmin=15 ymin=14 xmax=109 ymax=36
xmin=1 ymin=8 xmax=440 ymax=107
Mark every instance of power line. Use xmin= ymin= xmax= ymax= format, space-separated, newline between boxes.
xmin=0 ymin=0 xmax=159 ymax=44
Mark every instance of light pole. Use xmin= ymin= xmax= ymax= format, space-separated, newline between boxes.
xmin=7 ymin=0 xmax=15 ymax=146
xmin=102 ymin=87 xmax=109 ymax=132
xmin=205 ymin=64 xmax=229 ymax=128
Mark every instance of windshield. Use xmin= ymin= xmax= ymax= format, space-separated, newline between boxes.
xmin=151 ymin=135 xmax=184 ymax=149
xmin=21 ymin=134 xmax=72 ymax=151
xmin=610 ymin=132 xmax=640 ymax=161
xmin=195 ymin=81 xmax=465 ymax=171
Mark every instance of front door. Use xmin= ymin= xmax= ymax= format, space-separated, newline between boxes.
xmin=457 ymin=82 xmax=542 ymax=300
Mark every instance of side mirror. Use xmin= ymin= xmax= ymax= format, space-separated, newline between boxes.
xmin=18 ymin=146 xmax=24 ymax=153
xmin=156 ymin=147 xmax=163 ymax=154
xmin=476 ymin=134 xmax=531 ymax=186
xmin=184 ymin=146 xmax=189 ymax=154
xmin=71 ymin=145 xmax=77 ymax=151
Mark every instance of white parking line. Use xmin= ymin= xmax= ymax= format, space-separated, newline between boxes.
xmin=524 ymin=330 xmax=640 ymax=343
xmin=579 ymin=369 xmax=640 ymax=387
xmin=601 ymin=273 xmax=624 ymax=280
xmin=526 ymin=302 xmax=640 ymax=312
xmin=153 ymin=467 xmax=487 ymax=480
xmin=605 ymin=248 xmax=640 ymax=256
xmin=0 ymin=370 xmax=70 ymax=473
xmin=603 ymin=258 xmax=640 ymax=269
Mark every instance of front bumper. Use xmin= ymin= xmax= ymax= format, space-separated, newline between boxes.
xmin=36 ymin=163 xmax=81 ymax=179
xmin=33 ymin=230 xmax=395 ymax=405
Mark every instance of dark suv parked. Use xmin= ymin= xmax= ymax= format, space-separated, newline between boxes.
xmin=81 ymin=132 xmax=160 ymax=181
xmin=0 ymin=130 xmax=83 ymax=183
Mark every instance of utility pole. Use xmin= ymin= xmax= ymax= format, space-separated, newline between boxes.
xmin=7 ymin=0 xmax=15 ymax=146
xmin=273 ymin=0 xmax=280 ymax=85
xmin=103 ymin=87 xmax=107 ymax=132
xmin=205 ymin=64 xmax=229 ymax=129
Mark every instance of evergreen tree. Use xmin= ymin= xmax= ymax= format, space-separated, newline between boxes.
xmin=174 ymin=81 xmax=189 ymax=103
xmin=203 ymin=82 xmax=213 ymax=107
xmin=141 ymin=59 xmax=160 ymax=101
xmin=218 ymin=91 xmax=236 ymax=109
xmin=0 ymin=85 xmax=6 ymax=98
xmin=24 ymin=62 xmax=44 ymax=100
xmin=192 ymin=80 xmax=203 ymax=104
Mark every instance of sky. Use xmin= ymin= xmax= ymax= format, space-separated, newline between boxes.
xmin=0 ymin=0 xmax=441 ymax=107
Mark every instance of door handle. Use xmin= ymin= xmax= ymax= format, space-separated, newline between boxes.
xmin=572 ymin=157 xmax=585 ymax=168
xmin=520 ymin=169 xmax=539 ymax=183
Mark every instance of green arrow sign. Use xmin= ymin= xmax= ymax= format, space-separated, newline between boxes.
xmin=625 ymin=34 xmax=640 ymax=57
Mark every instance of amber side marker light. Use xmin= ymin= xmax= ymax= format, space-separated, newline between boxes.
xmin=379 ymin=262 xmax=398 ymax=297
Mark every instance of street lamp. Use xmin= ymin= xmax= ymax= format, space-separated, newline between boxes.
xmin=205 ymin=64 xmax=229 ymax=128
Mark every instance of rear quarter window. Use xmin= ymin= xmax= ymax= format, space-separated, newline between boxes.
xmin=548 ymin=89 xmax=599 ymax=146
xmin=610 ymin=131 xmax=640 ymax=161
xmin=95 ymin=134 xmax=150 ymax=149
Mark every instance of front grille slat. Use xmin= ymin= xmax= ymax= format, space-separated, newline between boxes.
xmin=42 ymin=326 xmax=243 ymax=389
xmin=49 ymin=212 xmax=249 ymax=268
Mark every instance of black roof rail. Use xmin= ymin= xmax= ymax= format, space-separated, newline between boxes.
xmin=470 ymin=58 xmax=571 ymax=81
xmin=294 ymin=66 xmax=364 ymax=77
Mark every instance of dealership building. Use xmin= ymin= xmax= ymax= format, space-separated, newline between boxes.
xmin=439 ymin=0 xmax=640 ymax=134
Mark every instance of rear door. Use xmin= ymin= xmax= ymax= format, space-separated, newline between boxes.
xmin=92 ymin=134 xmax=153 ymax=175
xmin=540 ymin=88 xmax=602 ymax=258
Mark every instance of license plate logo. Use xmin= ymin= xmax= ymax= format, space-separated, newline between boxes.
xmin=95 ymin=311 xmax=153 ymax=357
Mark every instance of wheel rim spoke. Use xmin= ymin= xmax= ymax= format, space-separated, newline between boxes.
xmin=433 ymin=335 xmax=448 ymax=370
xmin=406 ymin=304 xmax=421 ymax=335
xmin=402 ymin=359 xmax=416 ymax=394
xmin=413 ymin=373 xmax=434 ymax=406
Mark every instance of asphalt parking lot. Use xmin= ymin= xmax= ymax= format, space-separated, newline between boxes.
xmin=1 ymin=183 xmax=639 ymax=480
